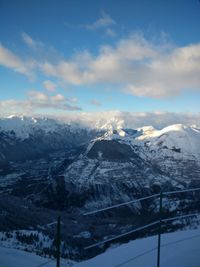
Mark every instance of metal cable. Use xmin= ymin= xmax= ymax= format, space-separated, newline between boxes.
xmin=84 ymin=220 xmax=159 ymax=250
xmin=113 ymin=232 xmax=200 ymax=267
xmin=84 ymin=193 xmax=160 ymax=216
xmin=84 ymin=187 xmax=200 ymax=216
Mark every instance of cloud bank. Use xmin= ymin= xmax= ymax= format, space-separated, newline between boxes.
xmin=40 ymin=36 xmax=200 ymax=98
xmin=1 ymin=34 xmax=199 ymax=99
xmin=53 ymin=111 xmax=200 ymax=129
xmin=0 ymin=91 xmax=81 ymax=115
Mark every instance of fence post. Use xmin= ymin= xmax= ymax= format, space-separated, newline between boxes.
xmin=56 ymin=216 xmax=61 ymax=267
xmin=157 ymin=191 xmax=163 ymax=267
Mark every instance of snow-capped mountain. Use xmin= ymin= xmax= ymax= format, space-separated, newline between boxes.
xmin=136 ymin=124 xmax=200 ymax=156
xmin=1 ymin=116 xmax=200 ymax=205
xmin=1 ymin=116 xmax=200 ymax=156
xmin=0 ymin=116 xmax=100 ymax=167
xmin=0 ymin=116 xmax=200 ymax=261
xmin=0 ymin=115 xmax=62 ymax=139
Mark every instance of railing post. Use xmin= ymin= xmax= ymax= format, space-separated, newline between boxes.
xmin=56 ymin=216 xmax=61 ymax=267
xmin=157 ymin=191 xmax=163 ymax=267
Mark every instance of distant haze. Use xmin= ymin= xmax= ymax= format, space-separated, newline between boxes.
xmin=1 ymin=111 xmax=199 ymax=130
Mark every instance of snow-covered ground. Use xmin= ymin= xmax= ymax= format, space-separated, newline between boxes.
xmin=136 ymin=124 xmax=200 ymax=155
xmin=74 ymin=228 xmax=200 ymax=267
xmin=0 ymin=116 xmax=62 ymax=139
xmin=1 ymin=229 xmax=200 ymax=267
xmin=0 ymin=246 xmax=73 ymax=267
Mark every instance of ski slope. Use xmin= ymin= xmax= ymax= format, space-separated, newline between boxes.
xmin=74 ymin=228 xmax=200 ymax=267
xmin=1 ymin=228 xmax=200 ymax=267
xmin=0 ymin=246 xmax=73 ymax=267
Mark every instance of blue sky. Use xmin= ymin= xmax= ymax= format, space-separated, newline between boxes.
xmin=0 ymin=0 xmax=200 ymax=116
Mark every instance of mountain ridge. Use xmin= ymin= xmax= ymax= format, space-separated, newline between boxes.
xmin=0 ymin=116 xmax=200 ymax=260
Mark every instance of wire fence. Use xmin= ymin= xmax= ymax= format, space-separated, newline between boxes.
xmin=114 ymin=233 xmax=200 ymax=267
xmin=84 ymin=187 xmax=200 ymax=267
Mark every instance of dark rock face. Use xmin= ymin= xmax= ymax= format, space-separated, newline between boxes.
xmin=87 ymin=140 xmax=138 ymax=161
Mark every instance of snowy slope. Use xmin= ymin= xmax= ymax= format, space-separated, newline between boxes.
xmin=1 ymin=116 xmax=200 ymax=157
xmin=1 ymin=229 xmax=200 ymax=267
xmin=89 ymin=122 xmax=200 ymax=157
xmin=74 ymin=228 xmax=200 ymax=267
xmin=0 ymin=246 xmax=73 ymax=267
xmin=0 ymin=116 xmax=62 ymax=139
xmin=136 ymin=124 xmax=200 ymax=156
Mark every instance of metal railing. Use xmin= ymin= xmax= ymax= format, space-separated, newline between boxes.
xmin=84 ymin=187 xmax=200 ymax=267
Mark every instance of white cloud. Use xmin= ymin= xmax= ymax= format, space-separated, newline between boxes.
xmin=125 ymin=43 xmax=200 ymax=98
xmin=1 ymin=34 xmax=200 ymax=99
xmin=0 ymin=43 xmax=34 ymax=78
xmin=22 ymin=32 xmax=63 ymax=64
xmin=39 ymin=35 xmax=158 ymax=85
xmin=105 ymin=28 xmax=116 ymax=37
xmin=43 ymin=80 xmax=57 ymax=92
xmin=0 ymin=99 xmax=33 ymax=115
xmin=83 ymin=11 xmax=116 ymax=30
xmin=28 ymin=90 xmax=49 ymax=102
xmin=0 ymin=91 xmax=82 ymax=115
xmin=70 ymin=97 xmax=78 ymax=103
xmin=39 ymin=35 xmax=200 ymax=98
xmin=118 ymin=111 xmax=200 ymax=129
xmin=90 ymin=99 xmax=102 ymax=106
xmin=0 ymin=102 xmax=199 ymax=129
xmin=51 ymin=111 xmax=200 ymax=129
xmin=41 ymin=61 xmax=83 ymax=85
xmin=27 ymin=90 xmax=82 ymax=110
xmin=22 ymin=32 xmax=44 ymax=49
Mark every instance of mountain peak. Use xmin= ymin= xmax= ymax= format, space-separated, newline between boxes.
xmin=136 ymin=124 xmax=200 ymax=155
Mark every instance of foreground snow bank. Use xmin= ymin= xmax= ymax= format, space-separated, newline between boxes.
xmin=0 ymin=246 xmax=73 ymax=267
xmin=1 ymin=228 xmax=200 ymax=267
xmin=74 ymin=228 xmax=200 ymax=267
